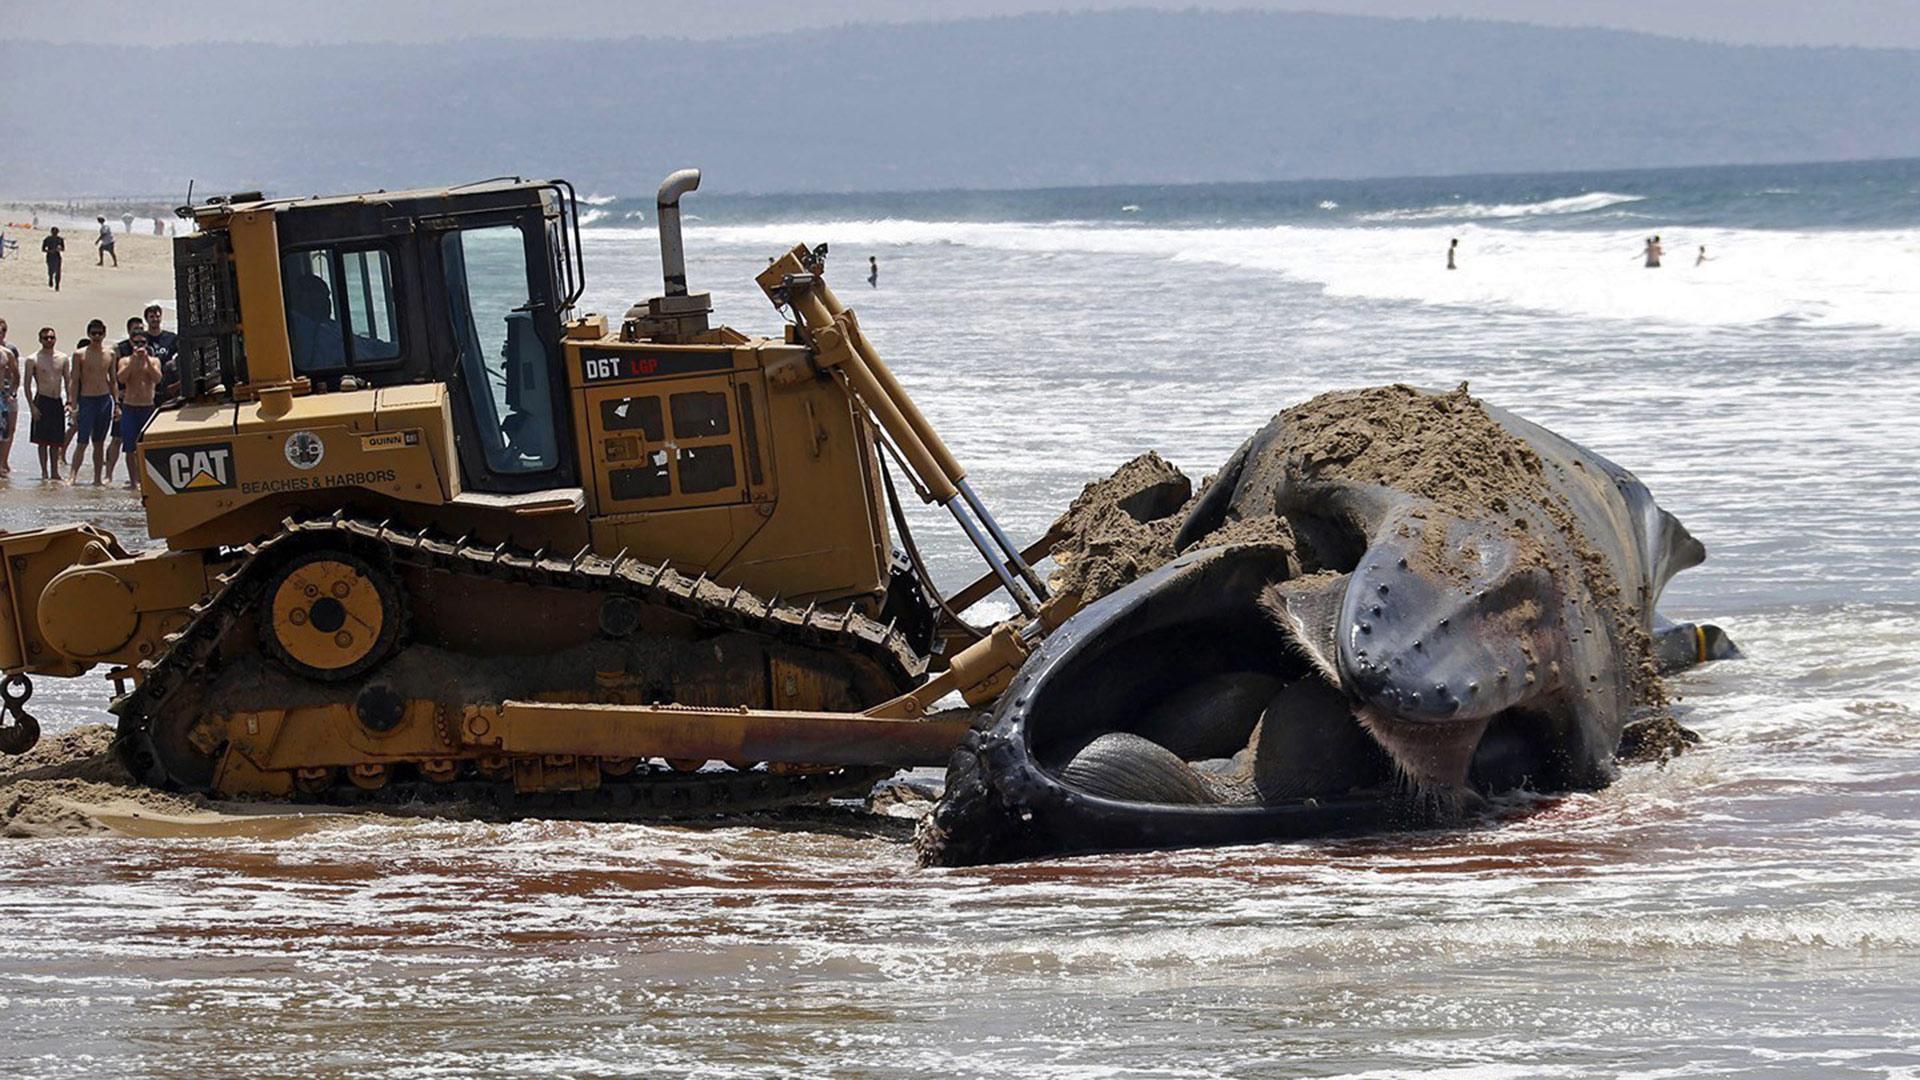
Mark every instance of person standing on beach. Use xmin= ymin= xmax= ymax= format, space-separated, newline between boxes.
xmin=107 ymin=316 xmax=147 ymax=481
xmin=0 ymin=319 xmax=20 ymax=475
xmin=42 ymin=227 xmax=65 ymax=290
xmin=1447 ymin=238 xmax=1458 ymax=270
xmin=113 ymin=316 xmax=144 ymax=361
xmin=26 ymin=328 xmax=68 ymax=480
xmin=143 ymin=304 xmax=180 ymax=404
xmin=116 ymin=332 xmax=161 ymax=490
xmin=67 ymin=319 xmax=117 ymax=485
xmin=95 ymin=217 xmax=117 ymax=267
xmin=868 ymin=256 xmax=879 ymax=289
xmin=122 ymin=212 xmax=134 ymax=236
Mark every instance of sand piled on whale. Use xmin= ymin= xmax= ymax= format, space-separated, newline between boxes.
xmin=1048 ymin=384 xmax=1549 ymax=599
xmin=1045 ymin=449 xmax=1309 ymax=602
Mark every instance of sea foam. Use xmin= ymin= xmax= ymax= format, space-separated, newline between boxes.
xmin=592 ymin=218 xmax=1920 ymax=335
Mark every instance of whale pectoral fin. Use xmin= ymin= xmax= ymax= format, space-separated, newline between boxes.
xmin=1259 ymin=572 xmax=1349 ymax=684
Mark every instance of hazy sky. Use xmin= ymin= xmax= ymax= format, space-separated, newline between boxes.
xmin=13 ymin=0 xmax=1920 ymax=49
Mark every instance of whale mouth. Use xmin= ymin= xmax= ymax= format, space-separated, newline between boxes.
xmin=1022 ymin=545 xmax=1393 ymax=808
xmin=1022 ymin=542 xmax=1542 ymax=815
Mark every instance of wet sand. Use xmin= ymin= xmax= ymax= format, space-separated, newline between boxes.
xmin=0 ymin=724 xmax=354 ymax=839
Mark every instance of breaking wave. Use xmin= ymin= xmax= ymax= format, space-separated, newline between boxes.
xmin=1356 ymin=191 xmax=1646 ymax=221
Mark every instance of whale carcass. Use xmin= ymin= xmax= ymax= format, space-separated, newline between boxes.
xmin=918 ymin=385 xmax=1737 ymax=866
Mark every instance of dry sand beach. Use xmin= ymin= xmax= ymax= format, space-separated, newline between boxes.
xmin=1 ymin=221 xmax=173 ymax=494
xmin=0 ymin=221 xmax=175 ymax=349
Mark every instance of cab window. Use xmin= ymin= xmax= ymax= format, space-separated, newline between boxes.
xmin=279 ymin=247 xmax=401 ymax=376
xmin=440 ymin=225 xmax=560 ymax=475
xmin=601 ymin=389 xmax=741 ymax=503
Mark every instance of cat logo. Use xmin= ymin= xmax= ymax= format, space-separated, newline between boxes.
xmin=284 ymin=430 xmax=325 ymax=471
xmin=144 ymin=442 xmax=237 ymax=495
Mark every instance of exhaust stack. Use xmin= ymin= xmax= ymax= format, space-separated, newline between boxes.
xmin=656 ymin=168 xmax=700 ymax=297
xmin=622 ymin=167 xmax=713 ymax=343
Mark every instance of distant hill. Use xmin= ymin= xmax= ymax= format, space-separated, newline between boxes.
xmin=3 ymin=10 xmax=1918 ymax=197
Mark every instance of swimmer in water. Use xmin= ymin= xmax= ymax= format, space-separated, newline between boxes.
xmin=1446 ymin=238 xmax=1458 ymax=270
xmin=867 ymin=256 xmax=879 ymax=289
xmin=1695 ymin=244 xmax=1710 ymax=266
xmin=1640 ymin=235 xmax=1663 ymax=268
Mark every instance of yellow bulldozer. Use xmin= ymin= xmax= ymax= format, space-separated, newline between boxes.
xmin=0 ymin=170 xmax=1074 ymax=814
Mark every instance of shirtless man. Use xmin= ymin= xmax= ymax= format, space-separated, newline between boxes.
xmin=0 ymin=319 xmax=20 ymax=475
xmin=26 ymin=328 xmax=69 ymax=480
xmin=67 ymin=319 xmax=117 ymax=485
xmin=117 ymin=332 xmax=163 ymax=490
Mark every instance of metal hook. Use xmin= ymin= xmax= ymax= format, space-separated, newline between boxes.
xmin=0 ymin=673 xmax=39 ymax=756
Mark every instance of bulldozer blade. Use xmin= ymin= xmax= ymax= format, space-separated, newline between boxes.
xmin=481 ymin=701 xmax=973 ymax=769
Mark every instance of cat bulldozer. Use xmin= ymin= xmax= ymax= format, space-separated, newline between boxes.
xmin=0 ymin=170 xmax=1072 ymax=814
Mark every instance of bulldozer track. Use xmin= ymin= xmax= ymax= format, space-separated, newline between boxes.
xmin=112 ymin=512 xmax=927 ymax=817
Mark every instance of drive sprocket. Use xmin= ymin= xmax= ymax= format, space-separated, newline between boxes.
xmin=257 ymin=548 xmax=407 ymax=682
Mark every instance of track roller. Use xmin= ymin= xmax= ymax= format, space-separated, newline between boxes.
xmin=348 ymin=762 xmax=391 ymax=790
xmin=294 ymin=766 xmax=336 ymax=795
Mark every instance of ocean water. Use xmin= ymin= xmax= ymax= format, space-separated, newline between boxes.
xmin=3 ymin=157 xmax=1919 ymax=1077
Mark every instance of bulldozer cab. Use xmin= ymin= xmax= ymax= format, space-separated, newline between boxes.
xmin=175 ymin=179 xmax=585 ymax=496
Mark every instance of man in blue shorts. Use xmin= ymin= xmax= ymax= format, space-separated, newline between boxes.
xmin=116 ymin=332 xmax=163 ymax=490
xmin=68 ymin=319 xmax=117 ymax=485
